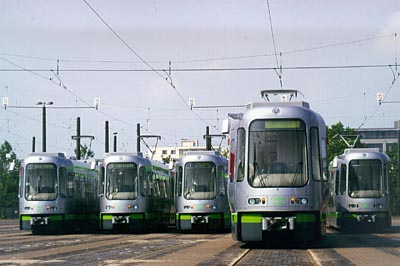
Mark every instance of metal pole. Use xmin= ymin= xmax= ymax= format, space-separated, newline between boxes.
xmin=113 ymin=132 xmax=117 ymax=152
xmin=397 ymin=129 xmax=400 ymax=189
xmin=206 ymin=126 xmax=211 ymax=151
xmin=137 ymin=123 xmax=141 ymax=153
xmin=105 ymin=121 xmax=109 ymax=153
xmin=76 ymin=117 xmax=81 ymax=160
xmin=32 ymin=136 xmax=36 ymax=152
xmin=42 ymin=104 xmax=46 ymax=152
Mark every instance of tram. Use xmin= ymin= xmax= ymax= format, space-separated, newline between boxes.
xmin=327 ymin=148 xmax=391 ymax=231
xmin=222 ymin=90 xmax=329 ymax=242
xmin=98 ymin=153 xmax=175 ymax=231
xmin=18 ymin=153 xmax=99 ymax=233
xmin=175 ymin=151 xmax=230 ymax=232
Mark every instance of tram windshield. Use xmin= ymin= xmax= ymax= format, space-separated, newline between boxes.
xmin=248 ymin=119 xmax=307 ymax=187
xmin=348 ymin=159 xmax=383 ymax=198
xmin=184 ymin=162 xmax=216 ymax=200
xmin=25 ymin=163 xmax=57 ymax=201
xmin=106 ymin=162 xmax=138 ymax=200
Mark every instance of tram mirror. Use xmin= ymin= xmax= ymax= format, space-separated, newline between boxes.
xmin=9 ymin=160 xmax=15 ymax=171
xmin=332 ymin=158 xmax=338 ymax=168
xmin=221 ymin=119 xmax=230 ymax=134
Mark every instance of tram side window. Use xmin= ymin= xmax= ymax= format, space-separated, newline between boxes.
xmin=19 ymin=167 xmax=24 ymax=198
xmin=67 ymin=173 xmax=74 ymax=197
xmin=310 ymin=127 xmax=321 ymax=181
xmin=384 ymin=163 xmax=389 ymax=193
xmin=99 ymin=167 xmax=105 ymax=196
xmin=139 ymin=166 xmax=148 ymax=196
xmin=218 ymin=165 xmax=226 ymax=196
xmin=236 ymin=128 xmax=246 ymax=182
xmin=153 ymin=173 xmax=160 ymax=198
xmin=334 ymin=169 xmax=340 ymax=195
xmin=339 ymin=164 xmax=347 ymax=195
xmin=59 ymin=167 xmax=67 ymax=197
xmin=177 ymin=165 xmax=183 ymax=196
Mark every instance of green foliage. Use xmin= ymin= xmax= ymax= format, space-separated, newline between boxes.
xmin=0 ymin=141 xmax=20 ymax=219
xmin=386 ymin=147 xmax=400 ymax=215
xmin=220 ymin=148 xmax=229 ymax=159
xmin=326 ymin=121 xmax=362 ymax=163
xmin=74 ymin=144 xmax=95 ymax=159
xmin=326 ymin=122 xmax=399 ymax=215
xmin=162 ymin=155 xmax=172 ymax=164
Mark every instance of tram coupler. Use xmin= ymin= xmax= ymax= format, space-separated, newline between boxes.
xmin=30 ymin=216 xmax=49 ymax=226
xmin=112 ymin=216 xmax=130 ymax=224
xmin=356 ymin=214 xmax=376 ymax=223
xmin=191 ymin=215 xmax=209 ymax=224
xmin=262 ymin=216 xmax=296 ymax=231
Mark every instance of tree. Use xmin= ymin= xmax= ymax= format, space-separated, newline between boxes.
xmin=74 ymin=144 xmax=95 ymax=159
xmin=386 ymin=147 xmax=400 ymax=215
xmin=0 ymin=141 xmax=20 ymax=219
xmin=326 ymin=121 xmax=362 ymax=163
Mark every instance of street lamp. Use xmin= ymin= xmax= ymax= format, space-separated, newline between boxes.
xmin=36 ymin=101 xmax=53 ymax=152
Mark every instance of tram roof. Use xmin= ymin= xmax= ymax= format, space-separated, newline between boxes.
xmin=246 ymin=101 xmax=310 ymax=109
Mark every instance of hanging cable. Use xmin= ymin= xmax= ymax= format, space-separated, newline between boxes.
xmin=266 ymin=0 xmax=282 ymax=88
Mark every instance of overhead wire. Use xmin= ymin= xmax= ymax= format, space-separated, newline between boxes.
xmin=265 ymin=0 xmax=282 ymax=87
xmin=0 ymin=33 xmax=395 ymax=64
xmin=358 ymin=33 xmax=400 ymax=128
xmin=82 ymin=0 xmax=216 ymax=132
xmin=0 ymin=63 xmax=397 ymax=72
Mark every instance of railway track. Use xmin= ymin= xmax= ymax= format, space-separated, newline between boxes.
xmin=0 ymin=219 xmax=399 ymax=265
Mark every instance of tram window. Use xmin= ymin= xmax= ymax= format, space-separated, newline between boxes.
xmin=177 ymin=166 xmax=183 ymax=196
xmin=139 ymin=166 xmax=148 ymax=196
xmin=25 ymin=163 xmax=57 ymax=201
xmin=99 ymin=167 xmax=105 ymax=196
xmin=348 ymin=159 xmax=383 ymax=198
xmin=335 ymin=169 xmax=340 ymax=195
xmin=236 ymin=128 xmax=245 ymax=182
xmin=248 ymin=119 xmax=307 ymax=187
xmin=59 ymin=167 xmax=67 ymax=197
xmin=310 ymin=127 xmax=321 ymax=181
xmin=339 ymin=164 xmax=346 ymax=195
xmin=18 ymin=166 xmax=24 ymax=198
xmin=384 ymin=163 xmax=389 ymax=192
xmin=67 ymin=173 xmax=74 ymax=197
xmin=218 ymin=165 xmax=226 ymax=196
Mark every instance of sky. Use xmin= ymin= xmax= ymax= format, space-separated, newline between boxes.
xmin=1 ymin=0 xmax=400 ymax=159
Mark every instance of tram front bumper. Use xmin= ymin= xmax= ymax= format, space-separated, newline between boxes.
xmin=261 ymin=216 xmax=296 ymax=231
xmin=356 ymin=214 xmax=376 ymax=223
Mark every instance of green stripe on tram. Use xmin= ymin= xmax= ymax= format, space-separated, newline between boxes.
xmin=179 ymin=214 xmax=192 ymax=221
xmin=238 ymin=213 xmax=317 ymax=224
xmin=295 ymin=213 xmax=316 ymax=223
xmin=241 ymin=213 xmax=262 ymax=223
xmin=21 ymin=215 xmax=31 ymax=221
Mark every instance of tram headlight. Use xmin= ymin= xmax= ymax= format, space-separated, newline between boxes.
xmin=248 ymin=198 xmax=261 ymax=205
xmin=292 ymin=197 xmax=308 ymax=205
xmin=376 ymin=204 xmax=384 ymax=209
xmin=46 ymin=206 xmax=57 ymax=211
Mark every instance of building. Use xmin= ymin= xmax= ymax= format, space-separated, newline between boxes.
xmin=354 ymin=121 xmax=400 ymax=153
xmin=148 ymin=139 xmax=219 ymax=162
